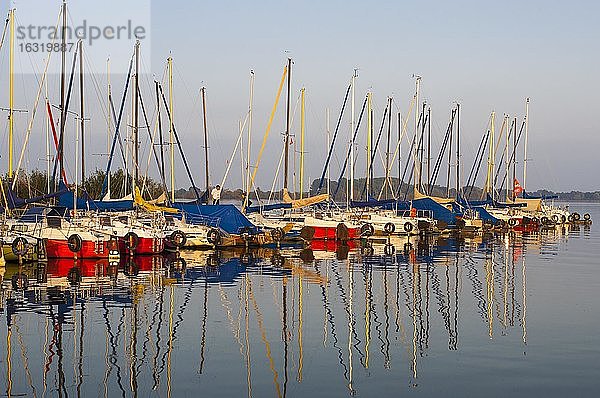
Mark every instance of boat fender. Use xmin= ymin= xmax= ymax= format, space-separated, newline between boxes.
xmin=67 ymin=234 xmax=83 ymax=253
xmin=336 ymin=223 xmax=350 ymax=242
xmin=508 ymin=218 xmax=518 ymax=227
xmin=123 ymin=232 xmax=140 ymax=251
xmin=584 ymin=213 xmax=591 ymax=221
xmin=299 ymin=226 xmax=315 ymax=241
xmin=541 ymin=216 xmax=550 ymax=225
xmin=384 ymin=222 xmax=396 ymax=234
xmin=403 ymin=242 xmax=413 ymax=253
xmin=572 ymin=212 xmax=581 ymax=221
xmin=360 ymin=223 xmax=374 ymax=237
xmin=403 ymin=222 xmax=414 ymax=233
xmin=11 ymin=237 xmax=29 ymax=257
xmin=170 ymin=230 xmax=187 ymax=248
xmin=207 ymin=228 xmax=222 ymax=245
xmin=107 ymin=237 xmax=119 ymax=251
xmin=11 ymin=273 xmax=29 ymax=290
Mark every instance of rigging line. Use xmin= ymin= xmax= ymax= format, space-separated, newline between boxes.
xmin=159 ymin=83 xmax=201 ymax=201
xmin=248 ymin=65 xmax=288 ymax=193
xmin=332 ymin=93 xmax=368 ymax=199
xmin=429 ymin=109 xmax=455 ymax=190
xmin=359 ymin=104 xmax=388 ymax=199
xmin=221 ymin=113 xmax=249 ymax=188
xmin=137 ymin=84 xmax=163 ymax=194
xmin=100 ymin=50 xmax=135 ymax=198
xmin=316 ymin=83 xmax=351 ymax=194
xmin=268 ymin=144 xmax=286 ymax=204
xmin=385 ymin=98 xmax=415 ymax=182
xmin=11 ymin=9 xmax=61 ymax=190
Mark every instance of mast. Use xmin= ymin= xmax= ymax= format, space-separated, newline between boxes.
xmin=446 ymin=108 xmax=453 ymax=198
xmin=523 ymin=98 xmax=530 ymax=193
xmin=107 ymin=57 xmax=112 ymax=198
xmin=201 ymin=87 xmax=209 ymax=200
xmin=505 ymin=114 xmax=510 ymax=201
xmin=412 ymin=75 xmax=421 ymax=197
xmin=168 ymin=56 xmax=175 ymax=202
xmin=486 ymin=112 xmax=496 ymax=199
xmin=8 ymin=7 xmax=14 ymax=179
xmin=349 ymin=69 xmax=358 ymax=202
xmin=513 ymin=116 xmax=517 ymax=201
xmin=326 ymin=108 xmax=330 ymax=200
xmin=133 ymin=40 xmax=140 ymax=187
xmin=300 ymin=88 xmax=306 ymax=200
xmin=283 ymin=57 xmax=292 ymax=191
xmin=384 ymin=97 xmax=392 ymax=199
xmin=244 ymin=71 xmax=254 ymax=209
xmin=456 ymin=103 xmax=460 ymax=198
xmin=59 ymin=1 xmax=67 ymax=185
xmin=427 ymin=106 xmax=431 ymax=194
xmin=79 ymin=40 xmax=85 ymax=183
xmin=366 ymin=92 xmax=372 ymax=198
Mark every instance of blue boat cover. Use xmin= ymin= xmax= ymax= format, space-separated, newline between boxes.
xmin=352 ymin=197 xmax=461 ymax=226
xmin=172 ymin=202 xmax=259 ymax=234
xmin=58 ymin=188 xmax=134 ymax=212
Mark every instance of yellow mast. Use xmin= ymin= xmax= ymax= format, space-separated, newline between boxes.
xmin=299 ymin=88 xmax=305 ymax=200
xmin=248 ymin=65 xmax=287 ymax=190
xmin=168 ymin=57 xmax=175 ymax=202
xmin=8 ymin=8 xmax=15 ymax=178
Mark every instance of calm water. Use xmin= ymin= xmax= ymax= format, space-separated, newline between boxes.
xmin=1 ymin=204 xmax=598 ymax=397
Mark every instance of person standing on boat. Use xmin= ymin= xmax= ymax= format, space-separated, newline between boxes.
xmin=211 ymin=185 xmax=222 ymax=205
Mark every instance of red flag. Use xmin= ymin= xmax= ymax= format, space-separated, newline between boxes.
xmin=513 ymin=178 xmax=523 ymax=196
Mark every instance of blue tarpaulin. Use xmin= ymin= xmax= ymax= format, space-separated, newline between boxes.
xmin=172 ymin=202 xmax=259 ymax=234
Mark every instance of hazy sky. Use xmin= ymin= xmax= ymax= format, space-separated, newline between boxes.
xmin=1 ymin=0 xmax=599 ymax=193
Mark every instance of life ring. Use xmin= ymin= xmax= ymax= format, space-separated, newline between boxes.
xmin=11 ymin=237 xmax=29 ymax=257
xmin=383 ymin=222 xmax=396 ymax=234
xmin=336 ymin=223 xmax=350 ymax=242
xmin=67 ymin=234 xmax=83 ymax=253
xmin=403 ymin=222 xmax=414 ymax=233
xmin=67 ymin=267 xmax=82 ymax=285
xmin=584 ymin=213 xmax=591 ymax=221
xmin=169 ymin=230 xmax=187 ymax=248
xmin=123 ymin=232 xmax=140 ymax=251
xmin=567 ymin=214 xmax=574 ymax=222
xmin=11 ymin=273 xmax=29 ymax=290
xmin=572 ymin=212 xmax=581 ymax=221
xmin=384 ymin=243 xmax=396 ymax=256
xmin=207 ymin=228 xmax=222 ymax=245
xmin=552 ymin=215 xmax=559 ymax=223
xmin=360 ymin=223 xmax=374 ymax=237
xmin=270 ymin=227 xmax=284 ymax=242
xmin=508 ymin=218 xmax=518 ymax=227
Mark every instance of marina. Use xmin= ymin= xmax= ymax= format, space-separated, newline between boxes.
xmin=0 ymin=1 xmax=599 ymax=396
xmin=0 ymin=204 xmax=598 ymax=396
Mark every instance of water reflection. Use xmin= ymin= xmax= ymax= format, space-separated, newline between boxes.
xmin=0 ymin=226 xmax=581 ymax=397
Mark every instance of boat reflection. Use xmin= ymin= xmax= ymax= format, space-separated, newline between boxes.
xmin=0 ymin=227 xmax=575 ymax=396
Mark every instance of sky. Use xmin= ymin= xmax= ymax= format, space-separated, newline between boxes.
xmin=0 ymin=0 xmax=598 ymax=193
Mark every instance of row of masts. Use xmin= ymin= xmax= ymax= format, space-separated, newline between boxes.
xmin=2 ymin=4 xmax=531 ymax=205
